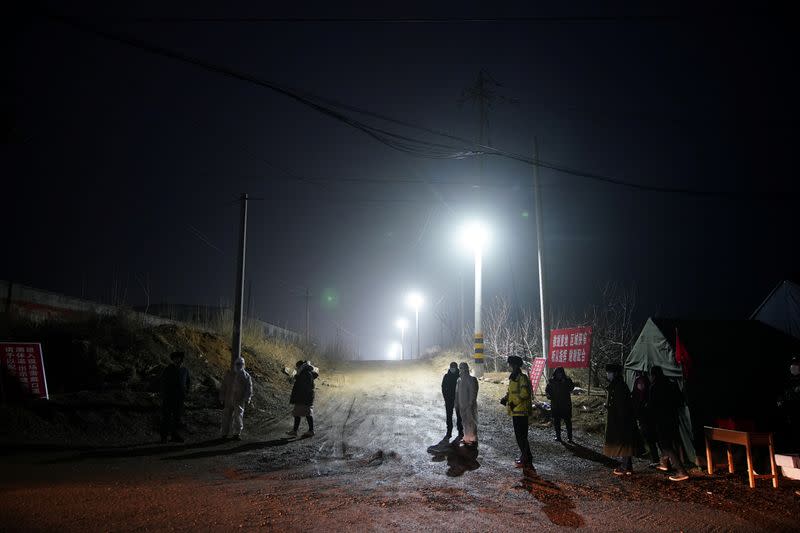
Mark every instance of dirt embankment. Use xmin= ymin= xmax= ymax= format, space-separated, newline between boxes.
xmin=0 ymin=315 xmax=323 ymax=446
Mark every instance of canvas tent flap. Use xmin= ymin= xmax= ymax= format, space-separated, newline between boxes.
xmin=625 ymin=318 xmax=697 ymax=464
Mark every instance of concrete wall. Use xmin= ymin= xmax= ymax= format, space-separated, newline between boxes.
xmin=0 ymin=281 xmax=301 ymax=343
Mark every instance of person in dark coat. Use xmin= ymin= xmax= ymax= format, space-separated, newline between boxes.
xmin=441 ymin=361 xmax=463 ymax=441
xmin=777 ymin=356 xmax=800 ymax=452
xmin=546 ymin=367 xmax=574 ymax=443
xmin=649 ymin=366 xmax=689 ymax=481
xmin=160 ymin=351 xmax=191 ymax=443
xmin=288 ymin=360 xmax=319 ymax=437
xmin=603 ymin=363 xmax=638 ymax=475
xmin=631 ymin=372 xmax=660 ymax=464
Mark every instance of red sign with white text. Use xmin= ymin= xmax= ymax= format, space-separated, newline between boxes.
xmin=529 ymin=357 xmax=547 ymax=392
xmin=1 ymin=342 xmax=49 ymax=399
xmin=548 ymin=327 xmax=592 ymax=368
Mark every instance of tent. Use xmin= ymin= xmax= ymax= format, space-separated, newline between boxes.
xmin=625 ymin=318 xmax=800 ymax=464
xmin=751 ymin=280 xmax=800 ymax=341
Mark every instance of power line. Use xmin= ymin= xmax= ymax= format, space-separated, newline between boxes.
xmin=49 ymin=15 xmax=766 ymax=197
xmin=64 ymin=14 xmax=784 ymax=25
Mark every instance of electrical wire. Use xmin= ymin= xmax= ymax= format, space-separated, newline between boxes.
xmin=49 ymin=15 xmax=759 ymax=197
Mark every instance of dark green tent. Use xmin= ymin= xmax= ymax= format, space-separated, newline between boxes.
xmin=625 ymin=318 xmax=800 ymax=465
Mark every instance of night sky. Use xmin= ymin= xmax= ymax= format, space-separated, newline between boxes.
xmin=5 ymin=3 xmax=799 ymax=357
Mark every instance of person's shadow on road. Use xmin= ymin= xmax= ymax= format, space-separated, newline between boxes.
xmin=562 ymin=440 xmax=618 ymax=467
xmin=163 ymin=437 xmax=295 ymax=460
xmin=516 ymin=467 xmax=585 ymax=529
xmin=40 ymin=437 xmax=233 ymax=464
xmin=426 ymin=438 xmax=480 ymax=477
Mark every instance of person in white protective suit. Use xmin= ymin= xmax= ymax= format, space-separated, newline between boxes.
xmin=455 ymin=362 xmax=479 ymax=447
xmin=220 ymin=357 xmax=253 ymax=440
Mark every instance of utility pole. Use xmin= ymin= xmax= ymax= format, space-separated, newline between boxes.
xmin=533 ymin=139 xmax=549 ymax=376
xmin=231 ymin=193 xmax=248 ymax=369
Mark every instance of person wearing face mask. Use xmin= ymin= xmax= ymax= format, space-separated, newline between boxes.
xmin=220 ymin=357 xmax=253 ymax=441
xmin=603 ymin=363 xmax=638 ymax=475
xmin=441 ymin=362 xmax=464 ymax=441
xmin=501 ymin=356 xmax=533 ymax=467
xmin=631 ymin=372 xmax=660 ymax=465
xmin=455 ymin=362 xmax=479 ymax=447
xmin=777 ymin=357 xmax=800 ymax=452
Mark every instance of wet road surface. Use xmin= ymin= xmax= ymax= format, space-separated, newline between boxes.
xmin=1 ymin=359 xmax=799 ymax=531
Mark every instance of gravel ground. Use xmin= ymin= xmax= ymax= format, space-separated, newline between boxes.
xmin=1 ymin=359 xmax=799 ymax=532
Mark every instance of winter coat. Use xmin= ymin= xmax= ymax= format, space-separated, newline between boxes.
xmin=456 ymin=373 xmax=479 ymax=443
xmin=545 ymin=376 xmax=574 ymax=417
xmin=506 ymin=371 xmax=532 ymax=417
xmin=649 ymin=376 xmax=683 ymax=445
xmin=631 ymin=376 xmax=657 ymax=436
xmin=290 ymin=363 xmax=319 ymax=406
xmin=603 ymin=375 xmax=639 ymax=457
xmin=161 ymin=364 xmax=190 ymax=401
xmin=442 ymin=370 xmax=459 ymax=404
xmin=220 ymin=368 xmax=253 ymax=407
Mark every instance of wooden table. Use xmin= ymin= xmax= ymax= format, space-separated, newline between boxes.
xmin=703 ymin=426 xmax=779 ymax=488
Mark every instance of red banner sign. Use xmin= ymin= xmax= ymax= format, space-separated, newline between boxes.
xmin=1 ymin=342 xmax=49 ymax=399
xmin=528 ymin=357 xmax=547 ymax=391
xmin=548 ymin=327 xmax=592 ymax=368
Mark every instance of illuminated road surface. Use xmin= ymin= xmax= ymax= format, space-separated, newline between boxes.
xmin=1 ymin=359 xmax=798 ymax=532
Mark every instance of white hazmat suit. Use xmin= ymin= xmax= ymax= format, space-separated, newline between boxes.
xmin=455 ymin=362 xmax=479 ymax=445
xmin=220 ymin=357 xmax=253 ymax=437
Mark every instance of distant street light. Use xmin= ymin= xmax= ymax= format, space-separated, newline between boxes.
xmin=388 ymin=342 xmax=402 ymax=360
xmin=395 ymin=317 xmax=409 ymax=360
xmin=459 ymin=221 xmax=489 ymax=377
xmin=406 ymin=292 xmax=424 ymax=359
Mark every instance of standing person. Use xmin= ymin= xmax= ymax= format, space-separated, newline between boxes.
xmin=288 ymin=360 xmax=319 ymax=438
xmin=603 ymin=363 xmax=638 ymax=475
xmin=220 ymin=357 xmax=253 ymax=441
xmin=546 ymin=367 xmax=575 ymax=443
xmin=455 ymin=362 xmax=479 ymax=447
xmin=649 ymin=366 xmax=689 ymax=481
xmin=441 ymin=362 xmax=463 ymax=441
xmin=160 ymin=351 xmax=190 ymax=444
xmin=777 ymin=357 xmax=800 ymax=452
xmin=501 ymin=356 xmax=533 ymax=467
xmin=631 ymin=372 xmax=660 ymax=465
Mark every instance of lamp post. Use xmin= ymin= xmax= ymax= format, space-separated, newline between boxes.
xmin=460 ymin=222 xmax=488 ymax=377
xmin=395 ymin=318 xmax=408 ymax=360
xmin=406 ymin=292 xmax=423 ymax=359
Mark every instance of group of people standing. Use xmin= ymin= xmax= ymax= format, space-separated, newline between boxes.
xmin=603 ymin=363 xmax=689 ymax=481
xmin=437 ymin=356 xmax=695 ymax=481
xmin=160 ymin=352 xmax=318 ymax=442
xmin=440 ymin=356 xmax=535 ymax=467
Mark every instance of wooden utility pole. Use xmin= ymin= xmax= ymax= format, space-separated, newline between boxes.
xmin=230 ymin=193 xmax=248 ymax=369
xmin=533 ymin=139 xmax=549 ymax=376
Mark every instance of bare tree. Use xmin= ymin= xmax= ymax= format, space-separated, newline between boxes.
xmin=583 ymin=282 xmax=637 ymax=388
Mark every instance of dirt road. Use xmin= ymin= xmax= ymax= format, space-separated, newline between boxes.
xmin=1 ymin=359 xmax=799 ymax=532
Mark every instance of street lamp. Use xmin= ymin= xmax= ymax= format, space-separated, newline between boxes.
xmin=406 ymin=292 xmax=424 ymax=359
xmin=459 ymin=221 xmax=489 ymax=377
xmin=388 ymin=342 xmax=402 ymax=360
xmin=395 ymin=317 xmax=408 ymax=360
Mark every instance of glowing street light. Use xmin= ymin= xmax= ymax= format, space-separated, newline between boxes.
xmin=406 ymin=292 xmax=424 ymax=359
xmin=459 ymin=221 xmax=489 ymax=377
xmin=387 ymin=342 xmax=402 ymax=360
xmin=395 ymin=317 xmax=409 ymax=360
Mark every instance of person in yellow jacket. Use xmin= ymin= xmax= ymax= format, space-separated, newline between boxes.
xmin=500 ymin=355 xmax=533 ymax=467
